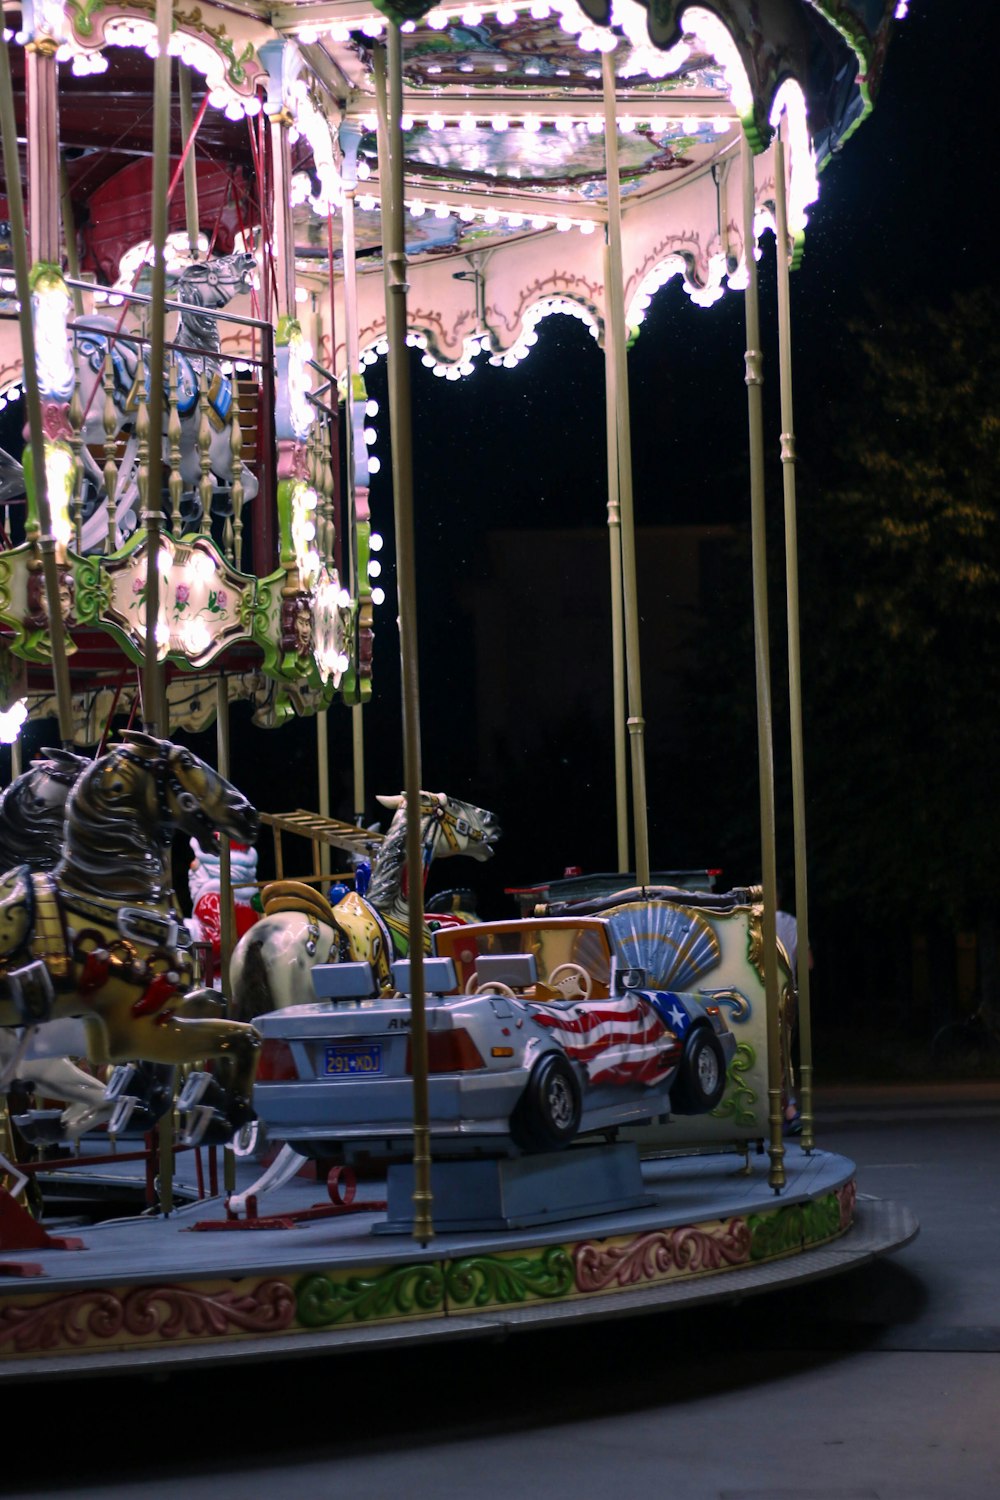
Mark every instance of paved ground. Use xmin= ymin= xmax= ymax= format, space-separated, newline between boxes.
xmin=6 ymin=1085 xmax=1000 ymax=1499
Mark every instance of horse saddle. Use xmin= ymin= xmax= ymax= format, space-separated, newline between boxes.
xmin=126 ymin=357 xmax=232 ymax=429
xmin=331 ymin=891 xmax=394 ymax=990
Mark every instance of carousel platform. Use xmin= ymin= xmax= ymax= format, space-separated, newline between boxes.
xmin=0 ymin=1139 xmax=916 ymax=1381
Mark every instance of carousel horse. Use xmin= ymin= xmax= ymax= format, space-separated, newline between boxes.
xmin=0 ymin=749 xmax=119 ymax=1136
xmin=74 ymin=251 xmax=259 ymax=550
xmin=230 ymin=790 xmax=501 ymax=1017
xmin=0 ymin=732 xmax=262 ymax=1146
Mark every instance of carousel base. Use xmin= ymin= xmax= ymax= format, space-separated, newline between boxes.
xmin=0 ymin=1140 xmax=917 ymax=1382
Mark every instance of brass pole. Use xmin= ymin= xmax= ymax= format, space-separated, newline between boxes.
xmin=316 ymin=709 xmax=331 ymax=878
xmin=178 ymin=64 xmax=201 ymax=260
xmin=602 ymin=247 xmax=629 ymax=874
xmin=774 ymin=136 xmax=814 ymax=1151
xmin=601 ymin=51 xmax=650 ymax=887
xmin=0 ymin=31 xmax=74 ymax=747
xmin=60 ymin=165 xmax=85 ymax=318
xmin=340 ymin=136 xmax=367 ymax=822
xmin=141 ymin=0 xmax=172 ymax=736
xmin=741 ymin=135 xmax=784 ymax=1192
xmin=216 ymin=675 xmax=236 ymax=1197
xmin=377 ymin=34 xmax=432 ymax=1244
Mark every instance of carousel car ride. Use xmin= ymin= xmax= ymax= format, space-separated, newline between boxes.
xmin=251 ymin=913 xmax=736 ymax=1161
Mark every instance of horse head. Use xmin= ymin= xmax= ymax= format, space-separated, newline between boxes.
xmin=376 ymin=791 xmax=501 ymax=863
xmin=175 ymin=252 xmax=257 ymax=312
xmin=116 ymin=731 xmax=259 ymax=849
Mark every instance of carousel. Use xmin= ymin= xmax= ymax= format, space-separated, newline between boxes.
xmin=0 ymin=0 xmax=916 ymax=1378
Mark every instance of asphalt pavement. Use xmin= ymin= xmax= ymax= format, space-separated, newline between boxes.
xmin=5 ymin=1083 xmax=1000 ymax=1500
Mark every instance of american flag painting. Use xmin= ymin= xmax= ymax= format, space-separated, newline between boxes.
xmin=529 ymin=993 xmax=684 ymax=1087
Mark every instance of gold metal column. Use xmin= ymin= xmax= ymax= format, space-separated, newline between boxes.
xmin=602 ymin=248 xmax=629 ymax=874
xmin=741 ymin=135 xmax=784 ymax=1192
xmin=140 ymin=0 xmax=173 ymax=736
xmin=377 ymin=34 xmax=432 ymax=1245
xmin=0 ymin=31 xmax=74 ymax=746
xmin=340 ymin=134 xmax=368 ymax=823
xmin=178 ymin=64 xmax=201 ymax=260
xmin=774 ymin=136 xmax=814 ymax=1151
xmin=601 ymin=51 xmax=650 ymax=887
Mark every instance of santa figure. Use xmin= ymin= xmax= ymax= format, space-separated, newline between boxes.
xmin=187 ymin=837 xmax=260 ymax=975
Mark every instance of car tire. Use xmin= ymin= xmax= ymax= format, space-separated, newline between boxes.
xmin=511 ymin=1053 xmax=582 ymax=1152
xmin=669 ymin=1026 xmax=727 ymax=1115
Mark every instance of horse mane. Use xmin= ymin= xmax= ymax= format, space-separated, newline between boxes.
xmin=366 ymin=794 xmax=445 ymax=912
xmin=0 ymin=749 xmax=88 ymax=873
xmin=56 ymin=745 xmax=171 ymax=901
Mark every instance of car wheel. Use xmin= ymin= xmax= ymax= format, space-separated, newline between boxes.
xmin=670 ymin=1026 xmax=727 ymax=1114
xmin=511 ymin=1053 xmax=582 ymax=1152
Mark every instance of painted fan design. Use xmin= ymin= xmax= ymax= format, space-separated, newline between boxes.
xmin=607 ymin=902 xmax=721 ymax=990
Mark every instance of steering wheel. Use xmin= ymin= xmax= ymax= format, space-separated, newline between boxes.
xmin=545 ymin=962 xmax=592 ymax=1000
xmin=465 ymin=975 xmax=517 ymax=999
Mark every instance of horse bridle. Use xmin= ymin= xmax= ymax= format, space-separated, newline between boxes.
xmin=116 ymin=748 xmax=219 ymax=843
xmin=426 ymin=801 xmax=489 ymax=856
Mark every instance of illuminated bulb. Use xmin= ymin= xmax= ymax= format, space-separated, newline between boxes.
xmin=483 ymin=208 xmax=500 ymax=225
xmin=371 ymin=587 xmax=385 ymax=606
xmin=530 ymin=214 xmax=548 ymax=229
xmin=459 ymin=115 xmax=477 ymax=134
xmin=299 ymin=25 xmax=318 ymax=43
xmin=428 ymin=112 xmax=446 ymax=130
xmin=409 ymin=200 xmax=426 ymax=217
xmin=368 ymin=455 xmax=382 ymax=473
xmin=427 ymin=9 xmax=449 ymax=27
xmin=370 ymin=532 xmax=384 ymax=551
xmin=365 ymin=399 xmax=380 ymax=417
xmin=579 ymin=220 xmax=596 ymax=235
xmin=492 ymin=115 xmax=509 ymax=132
xmin=337 ymin=589 xmax=351 ymax=607
xmin=358 ymin=195 xmax=377 ymax=212
xmin=421 ymin=353 xmax=436 ymax=368
xmin=434 ymin=203 xmax=450 ymax=219
xmin=458 ymin=206 xmax=476 ymax=221
xmin=401 ymin=114 xmax=414 ymax=131
xmin=497 ymin=2 xmax=517 ymax=19
xmin=356 ymin=161 xmax=371 ymax=181
xmin=530 ymin=1 xmax=550 ymax=14
xmin=523 ymin=115 xmax=541 ymax=133
xmin=462 ymin=5 xmax=483 ymax=23
xmin=507 ymin=212 xmax=524 ymax=227
xmin=555 ymin=217 xmax=572 ymax=232
xmin=0 ymin=699 xmax=29 ymax=744
xmin=375 ymin=338 xmax=389 ymax=355
xmin=619 ymin=116 xmax=636 ymax=133
xmin=294 ymin=286 xmax=309 ymax=304
xmin=364 ymin=427 xmax=377 ymax=445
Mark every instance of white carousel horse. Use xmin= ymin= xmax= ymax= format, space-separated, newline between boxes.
xmin=74 ymin=251 xmax=259 ymax=550
xmin=230 ymin=790 xmax=501 ymax=1018
xmin=0 ymin=750 xmax=119 ymax=1136
xmin=0 ymin=732 xmax=262 ymax=1145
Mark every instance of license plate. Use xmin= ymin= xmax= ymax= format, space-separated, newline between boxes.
xmin=323 ymin=1044 xmax=383 ymax=1077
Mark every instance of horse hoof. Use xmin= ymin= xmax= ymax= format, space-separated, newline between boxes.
xmin=180 ymin=1104 xmax=234 ymax=1148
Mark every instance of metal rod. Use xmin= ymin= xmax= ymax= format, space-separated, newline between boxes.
xmin=602 ymin=249 xmax=629 ymax=874
xmin=65 ymin=281 xmax=270 ymax=332
xmin=316 ymin=710 xmax=331 ymax=878
xmin=0 ymin=29 xmax=74 ymax=747
xmin=140 ymin=0 xmax=172 ymax=736
xmin=216 ymin=675 xmax=236 ymax=1196
xmin=377 ymin=33 xmax=433 ymax=1245
xmin=773 ymin=136 xmax=814 ymax=1152
xmin=60 ymin=165 xmax=85 ymax=318
xmin=340 ymin=137 xmax=368 ymax=827
xmin=178 ymin=64 xmax=201 ymax=259
xmin=741 ymin=134 xmax=784 ymax=1192
xmin=602 ymin=51 xmax=650 ymax=887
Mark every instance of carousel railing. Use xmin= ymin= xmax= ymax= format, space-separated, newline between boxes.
xmin=64 ymin=274 xmax=278 ymax=578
